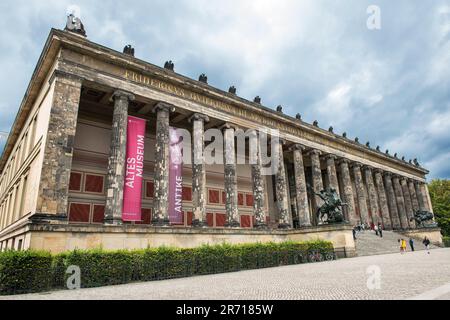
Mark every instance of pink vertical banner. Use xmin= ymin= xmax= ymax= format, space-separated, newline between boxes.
xmin=122 ymin=116 xmax=146 ymax=222
xmin=169 ymin=127 xmax=184 ymax=225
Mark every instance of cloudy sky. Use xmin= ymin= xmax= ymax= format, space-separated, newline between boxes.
xmin=0 ymin=0 xmax=449 ymax=179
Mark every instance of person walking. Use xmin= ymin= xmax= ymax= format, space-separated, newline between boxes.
xmin=378 ymin=223 xmax=383 ymax=238
xmin=374 ymin=224 xmax=379 ymax=236
xmin=423 ymin=237 xmax=431 ymax=254
xmin=400 ymin=238 xmax=407 ymax=254
xmin=409 ymin=238 xmax=415 ymax=252
xmin=352 ymin=227 xmax=357 ymax=240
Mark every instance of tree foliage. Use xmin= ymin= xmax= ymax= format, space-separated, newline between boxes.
xmin=428 ymin=179 xmax=450 ymax=236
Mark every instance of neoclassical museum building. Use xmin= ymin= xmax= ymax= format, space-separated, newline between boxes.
xmin=0 ymin=20 xmax=440 ymax=255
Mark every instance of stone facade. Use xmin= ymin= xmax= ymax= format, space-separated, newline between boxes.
xmin=0 ymin=29 xmax=435 ymax=252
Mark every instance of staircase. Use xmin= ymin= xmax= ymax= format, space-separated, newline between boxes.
xmin=355 ymin=229 xmax=439 ymax=256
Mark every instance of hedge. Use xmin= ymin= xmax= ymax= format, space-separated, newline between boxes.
xmin=0 ymin=240 xmax=334 ymax=295
xmin=444 ymin=237 xmax=450 ymax=248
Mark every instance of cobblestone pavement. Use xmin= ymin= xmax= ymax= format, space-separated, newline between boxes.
xmin=3 ymin=248 xmax=450 ymax=300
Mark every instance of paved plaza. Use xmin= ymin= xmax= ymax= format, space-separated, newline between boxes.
xmin=2 ymin=248 xmax=450 ymax=300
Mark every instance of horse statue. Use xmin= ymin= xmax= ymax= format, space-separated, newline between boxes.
xmin=410 ymin=210 xmax=437 ymax=228
xmin=315 ymin=188 xmax=346 ymax=224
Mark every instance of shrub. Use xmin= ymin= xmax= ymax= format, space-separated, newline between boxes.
xmin=0 ymin=240 xmax=334 ymax=295
xmin=443 ymin=237 xmax=450 ymax=248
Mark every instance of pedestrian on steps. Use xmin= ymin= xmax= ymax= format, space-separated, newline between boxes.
xmin=400 ymin=239 xmax=407 ymax=254
xmin=423 ymin=237 xmax=431 ymax=254
xmin=409 ymin=238 xmax=415 ymax=252
xmin=378 ymin=223 xmax=383 ymax=238
xmin=374 ymin=224 xmax=379 ymax=236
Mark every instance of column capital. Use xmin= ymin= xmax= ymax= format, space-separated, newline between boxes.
xmin=219 ymin=122 xmax=240 ymax=132
xmin=350 ymin=162 xmax=362 ymax=170
xmin=111 ymin=90 xmax=135 ymax=102
xmin=306 ymin=149 xmax=321 ymax=157
xmin=289 ymin=143 xmax=307 ymax=152
xmin=337 ymin=158 xmax=350 ymax=165
xmin=188 ymin=113 xmax=210 ymax=123
xmin=152 ymin=102 xmax=175 ymax=114
xmin=321 ymin=153 xmax=338 ymax=161
xmin=372 ymin=168 xmax=384 ymax=175
xmin=362 ymin=165 xmax=374 ymax=172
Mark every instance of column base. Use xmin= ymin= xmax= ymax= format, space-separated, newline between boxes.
xmin=192 ymin=219 xmax=208 ymax=228
xmin=254 ymin=222 xmax=268 ymax=230
xmin=151 ymin=218 xmax=170 ymax=227
xmin=225 ymin=220 xmax=240 ymax=228
xmin=103 ymin=218 xmax=123 ymax=225
xmin=278 ymin=223 xmax=291 ymax=229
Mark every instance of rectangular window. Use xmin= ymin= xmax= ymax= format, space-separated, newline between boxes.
xmin=69 ymin=203 xmax=91 ymax=223
xmin=84 ymin=174 xmax=104 ymax=194
xmin=92 ymin=204 xmax=105 ymax=223
xmin=186 ymin=211 xmax=193 ymax=226
xmin=182 ymin=186 xmax=192 ymax=201
xmin=238 ymin=193 xmax=245 ymax=206
xmin=208 ymin=189 xmax=220 ymax=204
xmin=206 ymin=212 xmax=214 ymax=227
xmin=246 ymin=194 xmax=254 ymax=207
xmin=215 ymin=213 xmax=226 ymax=227
xmin=145 ymin=181 xmax=154 ymax=199
xmin=221 ymin=191 xmax=226 ymax=205
xmin=69 ymin=172 xmax=83 ymax=192
xmin=240 ymin=215 xmax=251 ymax=228
xmin=136 ymin=208 xmax=152 ymax=225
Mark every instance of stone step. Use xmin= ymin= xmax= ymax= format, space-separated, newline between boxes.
xmin=355 ymin=230 xmax=438 ymax=256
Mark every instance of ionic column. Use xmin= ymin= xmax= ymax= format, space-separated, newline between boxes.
xmin=222 ymin=124 xmax=240 ymax=227
xmin=324 ymin=155 xmax=340 ymax=196
xmin=189 ymin=113 xmax=209 ymax=227
xmin=363 ymin=166 xmax=381 ymax=225
xmin=308 ymin=149 xmax=323 ymax=225
xmin=401 ymin=178 xmax=415 ymax=228
xmin=276 ymin=140 xmax=290 ymax=228
xmin=392 ymin=175 xmax=409 ymax=229
xmin=105 ymin=90 xmax=135 ymax=224
xmin=338 ymin=159 xmax=358 ymax=225
xmin=351 ymin=163 xmax=370 ymax=225
xmin=291 ymin=144 xmax=311 ymax=227
xmin=249 ymin=130 xmax=267 ymax=228
xmin=383 ymin=173 xmax=401 ymax=229
xmin=373 ymin=170 xmax=392 ymax=229
xmin=151 ymin=102 xmax=174 ymax=226
xmin=407 ymin=179 xmax=420 ymax=213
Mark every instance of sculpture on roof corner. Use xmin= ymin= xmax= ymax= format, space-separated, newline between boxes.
xmin=314 ymin=187 xmax=346 ymax=224
xmin=164 ymin=60 xmax=175 ymax=71
xmin=123 ymin=45 xmax=135 ymax=57
xmin=65 ymin=13 xmax=86 ymax=37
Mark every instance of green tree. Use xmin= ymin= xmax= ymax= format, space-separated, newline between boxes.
xmin=428 ymin=179 xmax=450 ymax=236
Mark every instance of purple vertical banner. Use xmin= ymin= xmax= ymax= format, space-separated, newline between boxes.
xmin=168 ymin=127 xmax=183 ymax=225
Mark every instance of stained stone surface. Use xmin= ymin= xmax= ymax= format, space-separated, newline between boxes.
xmin=408 ymin=180 xmax=420 ymax=213
xmin=363 ymin=167 xmax=381 ymax=225
xmin=325 ymin=155 xmax=340 ymax=196
xmin=415 ymin=182 xmax=426 ymax=211
xmin=223 ymin=126 xmax=239 ymax=227
xmin=152 ymin=103 xmax=173 ymax=226
xmin=276 ymin=141 xmax=290 ymax=228
xmin=293 ymin=145 xmax=311 ymax=227
xmin=352 ymin=163 xmax=369 ymax=225
xmin=393 ymin=176 xmax=409 ymax=229
xmin=338 ymin=159 xmax=358 ymax=226
xmin=249 ymin=131 xmax=266 ymax=228
xmin=374 ymin=170 xmax=392 ymax=229
xmin=384 ymin=173 xmax=401 ymax=229
xmin=36 ymin=72 xmax=82 ymax=216
xmin=190 ymin=113 xmax=209 ymax=227
xmin=309 ymin=149 xmax=323 ymax=225
xmin=401 ymin=178 xmax=415 ymax=228
xmin=104 ymin=90 xmax=134 ymax=225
